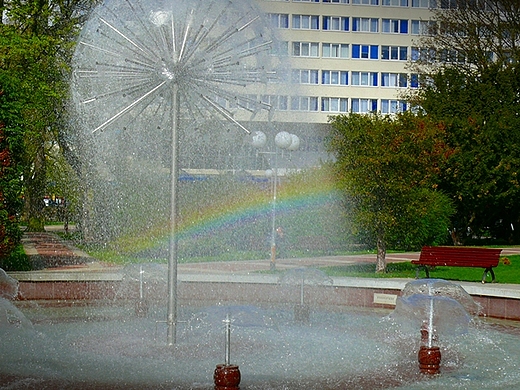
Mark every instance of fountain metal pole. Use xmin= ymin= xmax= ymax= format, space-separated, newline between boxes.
xmin=214 ymin=314 xmax=241 ymax=389
xmin=270 ymin=148 xmax=278 ymax=271
xmin=167 ymin=85 xmax=181 ymax=346
xmin=135 ymin=264 xmax=149 ymax=317
xmin=225 ymin=314 xmax=231 ymax=365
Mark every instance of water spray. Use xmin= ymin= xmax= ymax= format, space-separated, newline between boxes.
xmin=214 ymin=314 xmax=241 ymax=390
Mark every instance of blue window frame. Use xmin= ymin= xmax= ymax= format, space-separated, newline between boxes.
xmin=352 ymin=44 xmax=378 ymax=59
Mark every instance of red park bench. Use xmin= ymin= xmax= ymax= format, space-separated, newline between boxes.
xmin=411 ymin=246 xmax=502 ymax=284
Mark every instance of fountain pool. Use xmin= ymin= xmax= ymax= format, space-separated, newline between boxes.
xmin=2 ymin=289 xmax=520 ymax=390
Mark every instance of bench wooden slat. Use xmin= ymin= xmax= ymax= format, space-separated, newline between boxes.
xmin=411 ymin=246 xmax=502 ymax=283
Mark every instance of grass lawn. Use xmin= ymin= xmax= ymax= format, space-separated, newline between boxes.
xmin=321 ymin=254 xmax=520 ymax=284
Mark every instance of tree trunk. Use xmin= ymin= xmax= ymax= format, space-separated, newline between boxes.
xmin=375 ymin=236 xmax=386 ymax=273
xmin=24 ymin=148 xmax=47 ymax=232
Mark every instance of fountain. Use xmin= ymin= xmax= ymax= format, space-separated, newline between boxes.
xmin=278 ymin=267 xmax=333 ymax=323
xmin=71 ymin=0 xmax=286 ymax=347
xmin=4 ymin=0 xmax=520 ymax=387
xmin=3 ymin=277 xmax=520 ymax=389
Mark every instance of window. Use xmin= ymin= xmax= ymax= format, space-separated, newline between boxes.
xmin=411 ymin=0 xmax=432 ymax=6
xmin=292 ymin=42 xmax=320 ymax=57
xmin=278 ymin=96 xmax=288 ymax=111
xmin=381 ymin=99 xmax=407 ymax=113
xmin=411 ymin=20 xmax=435 ymax=35
xmin=440 ymin=0 xmax=457 ymax=9
xmin=292 ymin=15 xmax=320 ymax=30
xmin=381 ymin=73 xmax=408 ymax=87
xmin=410 ymin=73 xmax=419 ymax=88
xmin=292 ymin=69 xmax=319 ymax=84
xmin=351 ymin=71 xmax=378 ymax=86
xmin=323 ymin=0 xmax=349 ymax=3
xmin=411 ymin=46 xmax=435 ymax=61
xmin=352 ymin=0 xmax=379 ymax=4
xmin=411 ymin=46 xmax=420 ymax=60
xmin=352 ymin=17 xmax=378 ymax=32
xmin=382 ymin=0 xmax=408 ymax=5
xmin=438 ymin=49 xmax=465 ymax=63
xmin=321 ymin=97 xmax=348 ymax=113
xmin=270 ymin=41 xmax=288 ymax=57
xmin=322 ymin=70 xmax=348 ymax=85
xmin=322 ymin=43 xmax=349 ymax=58
xmin=351 ymin=98 xmax=377 ymax=113
xmin=382 ymin=19 xmax=408 ymax=34
xmin=291 ymin=96 xmax=319 ymax=111
xmin=381 ymin=46 xmax=408 ymax=60
xmin=352 ymin=44 xmax=378 ymax=59
xmin=262 ymin=96 xmax=289 ymax=111
xmin=268 ymin=13 xmax=289 ymax=29
xmin=322 ymin=16 xmax=349 ymax=31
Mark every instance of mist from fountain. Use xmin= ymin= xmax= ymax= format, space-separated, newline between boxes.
xmin=2 ymin=279 xmax=520 ymax=389
xmin=3 ymin=0 xmax=520 ymax=387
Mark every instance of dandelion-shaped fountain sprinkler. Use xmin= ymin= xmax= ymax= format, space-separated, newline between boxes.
xmin=71 ymin=0 xmax=284 ymax=346
xmin=214 ymin=314 xmax=241 ymax=390
xmin=418 ymin=284 xmax=442 ymax=374
xmin=135 ymin=265 xmax=148 ymax=317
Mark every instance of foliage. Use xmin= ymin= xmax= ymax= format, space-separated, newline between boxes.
xmin=0 ymin=243 xmax=31 ymax=271
xmin=0 ymin=0 xmax=98 ymax=232
xmin=414 ymin=0 xmax=520 ymax=74
xmin=327 ymin=112 xmax=454 ymax=272
xmin=410 ymin=0 xmax=520 ymax=244
xmin=414 ymin=66 xmax=520 ymax=244
xmin=0 ymin=75 xmax=24 ymax=262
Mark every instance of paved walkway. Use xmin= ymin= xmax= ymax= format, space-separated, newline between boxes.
xmin=20 ymin=225 xmax=520 ymax=275
xmin=21 ymin=226 xmax=423 ymax=275
xmin=8 ymin=226 xmax=520 ymax=303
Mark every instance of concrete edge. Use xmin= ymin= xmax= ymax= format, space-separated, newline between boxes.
xmin=9 ymin=270 xmax=519 ymax=301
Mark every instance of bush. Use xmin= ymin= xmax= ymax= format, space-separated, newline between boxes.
xmin=0 ymin=243 xmax=31 ymax=271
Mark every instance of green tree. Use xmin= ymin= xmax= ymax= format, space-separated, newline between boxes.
xmin=410 ymin=0 xmax=520 ymax=243
xmin=327 ymin=112 xmax=453 ymax=272
xmin=0 ymin=79 xmax=24 ymax=262
xmin=0 ymin=0 xmax=97 ymax=232
xmin=413 ymin=0 xmax=520 ymax=74
xmin=413 ymin=66 xmax=520 ymax=243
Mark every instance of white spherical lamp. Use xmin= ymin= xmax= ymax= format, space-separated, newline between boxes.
xmin=275 ymin=131 xmax=292 ymax=149
xmin=251 ymin=131 xmax=267 ymax=148
xmin=287 ymin=134 xmax=300 ymax=151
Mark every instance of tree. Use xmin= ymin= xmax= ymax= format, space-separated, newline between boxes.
xmin=0 ymin=0 xmax=97 ymax=231
xmin=410 ymin=0 xmax=520 ymax=244
xmin=0 ymin=80 xmax=24 ymax=262
xmin=412 ymin=65 xmax=520 ymax=243
xmin=327 ymin=112 xmax=453 ymax=272
xmin=413 ymin=0 xmax=520 ymax=74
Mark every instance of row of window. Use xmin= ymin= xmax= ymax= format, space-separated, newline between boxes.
xmin=293 ymin=96 xmax=408 ymax=114
xmin=290 ymin=41 xmax=427 ymax=62
xmin=292 ymin=69 xmax=419 ymax=88
xmin=269 ymin=0 xmax=447 ymax=8
xmin=215 ymin=94 xmax=409 ymax=114
xmin=269 ymin=14 xmax=433 ymax=35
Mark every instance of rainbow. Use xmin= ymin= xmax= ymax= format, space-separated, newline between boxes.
xmin=110 ymin=177 xmax=342 ymax=257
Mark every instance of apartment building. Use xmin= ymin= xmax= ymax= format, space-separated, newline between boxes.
xmin=254 ymin=0 xmax=435 ymax=125
xmin=184 ymin=1 xmax=439 ymax=171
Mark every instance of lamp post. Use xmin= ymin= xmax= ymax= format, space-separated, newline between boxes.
xmin=251 ymin=130 xmax=300 ymax=271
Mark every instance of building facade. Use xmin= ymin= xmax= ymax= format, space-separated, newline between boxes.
xmin=255 ymin=0 xmax=436 ymax=124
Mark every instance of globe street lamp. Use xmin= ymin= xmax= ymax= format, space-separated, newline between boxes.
xmin=251 ymin=130 xmax=300 ymax=271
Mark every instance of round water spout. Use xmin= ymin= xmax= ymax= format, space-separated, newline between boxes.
xmin=418 ymin=346 xmax=441 ymax=375
xmin=214 ymin=364 xmax=241 ymax=390
xmin=214 ymin=314 xmax=241 ymax=389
